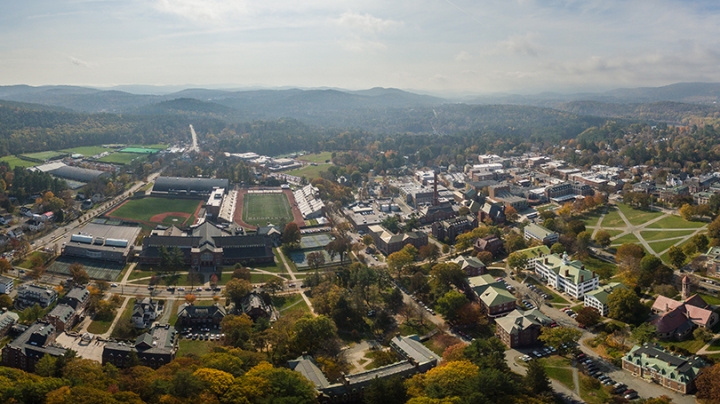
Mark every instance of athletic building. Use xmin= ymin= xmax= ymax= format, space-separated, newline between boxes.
xmin=138 ymin=221 xmax=274 ymax=270
xmin=152 ymin=176 xmax=229 ymax=197
xmin=61 ymin=223 xmax=141 ymax=263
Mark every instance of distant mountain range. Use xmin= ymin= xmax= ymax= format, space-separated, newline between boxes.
xmin=1 ymin=82 xmax=719 ymax=130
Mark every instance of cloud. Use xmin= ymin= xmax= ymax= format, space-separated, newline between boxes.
xmin=67 ymin=55 xmax=97 ymax=68
xmin=154 ymin=0 xmax=249 ymax=23
xmin=338 ymin=35 xmax=387 ymax=52
xmin=497 ymin=34 xmax=541 ymax=57
xmin=335 ymin=11 xmax=402 ymax=34
xmin=455 ymin=51 xmax=472 ymax=62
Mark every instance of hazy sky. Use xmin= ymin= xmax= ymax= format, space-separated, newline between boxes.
xmin=2 ymin=0 xmax=720 ymax=94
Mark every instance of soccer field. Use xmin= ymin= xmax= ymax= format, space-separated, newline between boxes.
xmin=109 ymin=197 xmax=201 ymax=225
xmin=242 ymin=193 xmax=293 ymax=226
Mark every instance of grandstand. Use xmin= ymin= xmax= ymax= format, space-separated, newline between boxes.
xmin=293 ymin=185 xmax=325 ymax=219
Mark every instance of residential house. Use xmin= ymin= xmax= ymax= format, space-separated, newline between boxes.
xmin=584 ymin=283 xmax=625 ymax=316
xmin=524 ymin=223 xmax=559 ymax=246
xmin=448 ymin=255 xmax=486 ymax=276
xmin=240 ymin=292 xmax=273 ymax=321
xmin=368 ymin=225 xmax=428 ymax=256
xmin=0 ymin=215 xmax=13 ymax=225
xmin=495 ymin=309 xmax=553 ymax=348
xmin=534 ymin=253 xmax=599 ymax=299
xmin=175 ymin=303 xmax=227 ymax=328
xmin=468 ymin=274 xmax=516 ymax=317
xmin=0 ymin=275 xmax=13 ymax=295
xmin=622 ymin=344 xmax=707 ymax=394
xmin=24 ymin=219 xmax=44 ymax=232
xmin=473 ymin=235 xmax=504 ymax=257
xmin=102 ymin=324 xmax=178 ymax=369
xmin=1 ymin=321 xmax=66 ymax=372
xmin=131 ymin=298 xmax=161 ymax=328
xmin=16 ymin=284 xmax=58 ymax=308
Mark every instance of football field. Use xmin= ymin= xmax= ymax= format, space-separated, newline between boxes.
xmin=242 ymin=193 xmax=293 ymax=226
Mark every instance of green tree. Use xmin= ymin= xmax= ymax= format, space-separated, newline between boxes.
xmin=525 ymin=359 xmax=551 ymax=395
xmin=35 ymin=354 xmax=57 ymax=377
xmin=668 ymin=245 xmax=686 ymax=269
xmin=69 ymin=263 xmax=90 ymax=285
xmin=538 ymin=327 xmax=582 ymax=353
xmin=291 ymin=315 xmax=338 ymax=355
xmin=387 ymin=250 xmax=413 ymax=279
xmin=281 ymin=222 xmax=301 ymax=245
xmin=694 ymin=327 xmax=714 ymax=343
xmin=364 ymin=375 xmax=408 ymax=404
xmin=419 ymin=244 xmax=440 ymax=263
xmin=631 ymin=323 xmax=656 ymax=345
xmin=220 ymin=314 xmax=254 ymax=349
xmin=550 ymin=242 xmax=565 ymax=254
xmin=507 ymin=252 xmax=529 ymax=273
xmin=593 ymin=230 xmax=612 ymax=248
xmin=231 ymin=266 xmax=251 ymax=281
xmin=607 ymin=287 xmax=648 ymax=324
xmin=223 ymin=278 xmax=252 ymax=304
xmin=504 ymin=232 xmax=527 ymax=253
xmin=574 ymin=307 xmax=600 ymax=327
xmin=0 ymin=258 xmax=11 ymax=274
xmin=435 ymin=290 xmax=469 ymax=322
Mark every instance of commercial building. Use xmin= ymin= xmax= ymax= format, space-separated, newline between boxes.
xmin=583 ymin=282 xmax=625 ymax=316
xmin=16 ymin=284 xmax=58 ymax=308
xmin=367 ymin=225 xmax=428 ymax=256
xmin=622 ymin=344 xmax=707 ymax=394
xmin=152 ymin=176 xmax=229 ymax=196
xmin=61 ymin=223 xmax=142 ymax=264
xmin=468 ymin=274 xmax=516 ymax=317
xmin=524 ymin=223 xmax=559 ymax=246
xmin=1 ymin=321 xmax=66 ymax=372
xmin=343 ymin=204 xmax=384 ymax=232
xmin=534 ymin=253 xmax=599 ymax=299
xmin=102 ymin=324 xmax=178 ymax=369
xmin=495 ymin=309 xmax=553 ymax=348
xmin=139 ymin=221 xmax=274 ymax=271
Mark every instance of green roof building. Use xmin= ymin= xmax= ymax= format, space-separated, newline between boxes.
xmin=622 ymin=343 xmax=707 ymax=394
xmin=583 ymin=282 xmax=625 ymax=316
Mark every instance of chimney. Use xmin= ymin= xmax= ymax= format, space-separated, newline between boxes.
xmin=433 ymin=171 xmax=439 ymax=206
xmin=580 ymin=275 xmax=584 ymax=283
xmin=592 ymin=271 xmax=596 ymax=278
xmin=544 ymin=258 xmax=549 ymax=264
xmin=564 ymin=269 xmax=569 ymax=277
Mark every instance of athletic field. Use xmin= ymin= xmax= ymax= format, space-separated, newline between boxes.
xmin=242 ymin=193 xmax=293 ymax=226
xmin=108 ymin=197 xmax=201 ymax=226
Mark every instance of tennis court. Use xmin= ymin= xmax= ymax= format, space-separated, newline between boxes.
xmin=299 ymin=233 xmax=333 ymax=249
xmin=290 ymin=250 xmax=343 ymax=270
xmin=48 ymin=256 xmax=125 ymax=281
xmin=119 ymin=147 xmax=160 ymax=154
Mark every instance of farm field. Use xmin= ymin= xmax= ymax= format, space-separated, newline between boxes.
xmin=242 ymin=192 xmax=293 ymax=227
xmin=108 ymin=197 xmax=201 ymax=226
xmin=0 ymin=155 xmax=36 ymax=168
xmin=97 ymin=152 xmax=146 ymax=165
xmin=286 ymin=164 xmax=330 ymax=180
xmin=60 ymin=146 xmax=113 ymax=156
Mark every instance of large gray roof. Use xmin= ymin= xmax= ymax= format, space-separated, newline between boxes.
xmin=153 ymin=176 xmax=229 ymax=194
xmin=50 ymin=165 xmax=108 ymax=182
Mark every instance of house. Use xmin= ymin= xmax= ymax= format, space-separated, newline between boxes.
xmin=448 ymin=255 xmax=486 ymax=276
xmin=240 ymin=292 xmax=273 ymax=321
xmin=61 ymin=286 xmax=90 ymax=311
xmin=473 ymin=235 xmax=504 ymax=257
xmin=468 ymin=274 xmax=516 ymax=317
xmin=0 ymin=275 xmax=13 ymax=295
xmin=16 ymin=284 xmax=58 ymax=308
xmin=584 ymin=282 xmax=625 ymax=316
xmin=24 ymin=219 xmax=44 ymax=232
xmin=45 ymin=304 xmax=77 ymax=333
xmin=131 ymin=298 xmax=161 ymax=328
xmin=622 ymin=344 xmax=707 ymax=394
xmin=495 ymin=309 xmax=553 ymax=348
xmin=1 ymin=321 xmax=66 ymax=372
xmin=175 ymin=303 xmax=226 ymax=328
xmin=41 ymin=212 xmax=54 ymax=222
xmin=524 ymin=223 xmax=559 ymax=246
xmin=367 ymin=225 xmax=428 ymax=256
xmin=0 ymin=215 xmax=13 ymax=225
xmin=0 ymin=308 xmax=19 ymax=338
xmin=102 ymin=324 xmax=178 ymax=369
xmin=534 ymin=253 xmax=599 ymax=299
xmin=651 ymin=289 xmax=718 ymax=340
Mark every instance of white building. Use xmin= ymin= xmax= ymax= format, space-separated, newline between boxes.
xmin=293 ymin=185 xmax=325 ymax=220
xmin=131 ymin=298 xmax=161 ymax=328
xmin=584 ymin=282 xmax=625 ymax=316
xmin=524 ymin=223 xmax=559 ymax=245
xmin=0 ymin=275 xmax=13 ymax=294
xmin=534 ymin=253 xmax=599 ymax=299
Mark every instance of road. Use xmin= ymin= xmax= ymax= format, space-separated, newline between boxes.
xmin=189 ymin=124 xmax=199 ymax=152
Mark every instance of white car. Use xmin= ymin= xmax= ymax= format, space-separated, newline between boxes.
xmin=110 ymin=283 xmax=118 ymax=287
xmin=178 ymin=287 xmax=185 ymax=291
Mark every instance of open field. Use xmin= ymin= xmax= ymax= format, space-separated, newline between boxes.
xmin=645 ymin=215 xmax=706 ymax=229
xmin=640 ymin=229 xmax=695 ymax=242
xmin=599 ymin=208 xmax=625 ymax=227
xmin=20 ymin=150 xmax=65 ymax=161
xmin=286 ymin=164 xmax=330 ymax=180
xmin=177 ymin=339 xmax=217 ymax=357
xmin=109 ymin=300 xmax=138 ymax=339
xmin=610 ymin=233 xmax=640 ymax=246
xmin=98 ymin=152 xmax=146 ymax=165
xmin=580 ymin=256 xmax=616 ymax=279
xmin=108 ymin=197 xmax=201 ymax=225
xmin=60 ymin=146 xmax=113 ymax=156
xmin=298 ymin=152 xmax=332 ymax=164
xmin=129 ymin=143 xmax=168 ymax=150
xmin=648 ymin=239 xmax=682 ymax=254
xmin=0 ymin=155 xmax=36 ymax=168
xmin=616 ymin=203 xmax=664 ymax=226
xmin=242 ymin=192 xmax=293 ymax=227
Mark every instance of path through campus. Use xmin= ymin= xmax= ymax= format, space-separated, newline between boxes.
xmin=277 ymin=247 xmax=316 ymax=316
xmin=102 ymin=296 xmax=131 ymax=338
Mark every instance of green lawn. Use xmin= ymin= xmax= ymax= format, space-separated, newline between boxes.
xmin=704 ymin=338 xmax=720 ymax=352
xmin=698 ymin=293 xmax=720 ymax=305
xmin=20 ymin=151 xmax=65 ymax=161
xmin=545 ymin=367 xmax=574 ymax=391
xmin=87 ymin=317 xmax=113 ymax=334
xmin=658 ymin=337 xmax=706 ymax=354
xmin=110 ymin=300 xmax=138 ymax=339
xmin=580 ymin=210 xmax=604 ymax=227
xmin=129 ymin=143 xmax=168 ymax=150
xmin=251 ymin=273 xmax=283 ymax=283
xmin=286 ymin=164 xmax=330 ymax=180
xmin=177 ymin=339 xmax=217 ymax=357
xmin=648 ymin=239 xmax=682 ymax=255
xmin=579 ymin=374 xmax=612 ymax=404
xmin=610 ymin=233 xmax=640 ymax=246
xmin=581 ymin=257 xmax=616 ymax=280
xmin=109 ymin=197 xmax=201 ymax=224
xmin=645 ymin=215 xmax=706 ymax=229
xmin=0 ymin=155 xmax=36 ymax=168
xmin=599 ymin=208 xmax=625 ymax=228
xmin=17 ymin=251 xmax=51 ymax=269
xmin=242 ymin=193 xmax=293 ymax=227
xmin=604 ymin=229 xmax=624 ymax=238
xmin=640 ymin=229 xmax=695 ymax=242
xmin=98 ymin=152 xmax=147 ymax=165
xmin=273 ymin=293 xmax=310 ymax=315
xmin=298 ymin=152 xmax=332 ymax=164
xmin=60 ymin=146 xmax=112 ymax=156
xmin=616 ymin=203 xmax=664 ymax=226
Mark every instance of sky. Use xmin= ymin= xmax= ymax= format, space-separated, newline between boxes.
xmin=2 ymin=0 xmax=720 ymax=95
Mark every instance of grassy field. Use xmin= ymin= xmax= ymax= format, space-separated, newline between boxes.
xmin=177 ymin=339 xmax=216 ymax=357
xmin=645 ymin=215 xmax=706 ymax=229
xmin=616 ymin=203 xmax=664 ymax=226
xmin=110 ymin=197 xmax=201 ymax=224
xmin=648 ymin=239 xmax=682 ymax=254
xmin=604 ymin=229 xmax=624 ymax=237
xmin=580 ymin=210 xmax=604 ymax=227
xmin=129 ymin=143 xmax=168 ymax=149
xmin=286 ymin=164 xmax=330 ymax=180
xmin=273 ymin=293 xmax=310 ymax=315
xmin=60 ymin=146 xmax=112 ymax=156
xmin=610 ymin=233 xmax=640 ymax=246
xmin=109 ymin=300 xmax=138 ymax=338
xmin=298 ymin=152 xmax=332 ymax=164
xmin=0 ymin=155 xmax=36 ymax=168
xmin=581 ymin=256 xmax=616 ymax=279
xmin=640 ymin=229 xmax=695 ymax=242
xmin=698 ymin=293 xmax=720 ymax=305
xmin=658 ymin=337 xmax=707 ymax=354
xmin=599 ymin=208 xmax=625 ymax=228
xmin=242 ymin=193 xmax=293 ymax=226
xmin=98 ymin=152 xmax=146 ymax=165
xmin=545 ymin=367 xmax=574 ymax=391
xmin=251 ymin=273 xmax=283 ymax=283
xmin=20 ymin=151 xmax=65 ymax=161
xmin=17 ymin=251 xmax=51 ymax=269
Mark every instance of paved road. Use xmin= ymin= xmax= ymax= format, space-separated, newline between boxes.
xmin=189 ymin=124 xmax=199 ymax=152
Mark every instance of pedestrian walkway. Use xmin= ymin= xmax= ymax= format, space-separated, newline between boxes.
xmin=102 ymin=296 xmax=131 ymax=338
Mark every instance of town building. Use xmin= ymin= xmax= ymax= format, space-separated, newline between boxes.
xmin=622 ymin=344 xmax=707 ymax=394
xmin=468 ymin=274 xmax=516 ymax=317
xmin=524 ymin=223 xmax=559 ymax=246
xmin=0 ymin=275 xmax=13 ymax=295
xmin=367 ymin=225 xmax=428 ymax=256
xmin=152 ymin=176 xmax=229 ymax=196
xmin=583 ymin=282 xmax=625 ymax=316
xmin=431 ymin=216 xmax=476 ymax=244
xmin=139 ymin=221 xmax=274 ymax=271
xmin=449 ymin=255 xmax=486 ymax=276
xmin=132 ymin=298 xmax=161 ymax=328
xmin=534 ymin=253 xmax=599 ymax=299
xmin=0 ymin=308 xmax=19 ymax=338
xmin=175 ymin=303 xmax=227 ymax=328
xmin=495 ymin=309 xmax=553 ymax=348
xmin=16 ymin=284 xmax=58 ymax=308
xmin=651 ymin=287 xmax=718 ymax=341
xmin=102 ymin=324 xmax=178 ymax=369
xmin=1 ymin=321 xmax=66 ymax=372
